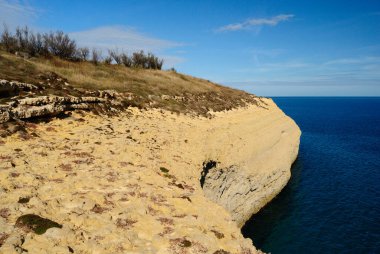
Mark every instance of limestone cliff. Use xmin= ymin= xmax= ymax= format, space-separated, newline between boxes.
xmin=0 ymin=97 xmax=300 ymax=253
xmin=201 ymin=99 xmax=301 ymax=227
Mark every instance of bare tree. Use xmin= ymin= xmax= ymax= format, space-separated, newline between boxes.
xmin=31 ymin=32 xmax=48 ymax=56
xmin=1 ymin=24 xmax=164 ymax=70
xmin=146 ymin=52 xmax=163 ymax=70
xmin=1 ymin=24 xmax=17 ymax=52
xmin=91 ymin=48 xmax=101 ymax=65
xmin=120 ymin=53 xmax=132 ymax=67
xmin=77 ymin=47 xmax=89 ymax=61
xmin=44 ymin=31 xmax=77 ymax=59
xmin=109 ymin=49 xmax=122 ymax=64
xmin=103 ymin=56 xmax=112 ymax=65
xmin=131 ymin=50 xmax=147 ymax=68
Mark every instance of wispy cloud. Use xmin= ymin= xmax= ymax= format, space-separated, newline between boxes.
xmin=224 ymin=78 xmax=380 ymax=97
xmin=250 ymin=48 xmax=286 ymax=65
xmin=160 ymin=55 xmax=186 ymax=67
xmin=0 ymin=0 xmax=39 ymax=29
xmin=70 ymin=26 xmax=183 ymax=52
xmin=216 ymin=14 xmax=294 ymax=32
xmin=323 ymin=56 xmax=380 ymax=65
xmin=225 ymin=55 xmax=380 ymax=92
xmin=70 ymin=26 xmax=185 ymax=68
xmin=234 ymin=60 xmax=312 ymax=74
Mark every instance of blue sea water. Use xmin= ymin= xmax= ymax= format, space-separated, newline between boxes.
xmin=241 ymin=97 xmax=380 ymax=254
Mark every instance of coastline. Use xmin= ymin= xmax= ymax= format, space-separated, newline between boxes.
xmin=201 ymin=98 xmax=301 ymax=227
xmin=0 ymin=98 xmax=300 ymax=253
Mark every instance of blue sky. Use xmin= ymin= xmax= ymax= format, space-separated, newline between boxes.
xmin=1 ymin=0 xmax=380 ymax=96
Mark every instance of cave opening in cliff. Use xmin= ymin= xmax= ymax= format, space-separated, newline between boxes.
xmin=200 ymin=160 xmax=217 ymax=188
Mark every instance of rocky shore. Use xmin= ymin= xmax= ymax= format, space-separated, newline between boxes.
xmin=0 ymin=78 xmax=300 ymax=253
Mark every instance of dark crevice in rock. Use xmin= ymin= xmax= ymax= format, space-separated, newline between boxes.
xmin=68 ymin=246 xmax=74 ymax=253
xmin=200 ymin=160 xmax=217 ymax=188
xmin=23 ymin=112 xmax=72 ymax=124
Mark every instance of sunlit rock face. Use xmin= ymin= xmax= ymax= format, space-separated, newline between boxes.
xmin=200 ymin=98 xmax=301 ymax=227
xmin=0 ymin=98 xmax=298 ymax=253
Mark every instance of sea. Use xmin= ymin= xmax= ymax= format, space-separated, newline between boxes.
xmin=242 ymin=97 xmax=380 ymax=254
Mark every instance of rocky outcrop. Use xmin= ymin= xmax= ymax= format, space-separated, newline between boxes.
xmin=200 ymin=99 xmax=301 ymax=227
xmin=0 ymin=95 xmax=300 ymax=253
xmin=12 ymin=96 xmax=105 ymax=119
xmin=0 ymin=95 xmax=106 ymax=123
xmin=0 ymin=80 xmax=39 ymax=97
xmin=0 ymin=78 xmax=119 ymax=124
xmin=0 ymin=105 xmax=11 ymax=123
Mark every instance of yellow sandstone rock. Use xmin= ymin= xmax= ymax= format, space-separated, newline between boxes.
xmin=0 ymin=98 xmax=300 ymax=253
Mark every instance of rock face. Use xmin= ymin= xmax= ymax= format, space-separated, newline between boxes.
xmin=199 ymin=99 xmax=300 ymax=227
xmin=9 ymin=96 xmax=106 ymax=120
xmin=0 ymin=79 xmax=117 ymax=124
xmin=0 ymin=97 xmax=299 ymax=253
xmin=0 ymin=80 xmax=39 ymax=97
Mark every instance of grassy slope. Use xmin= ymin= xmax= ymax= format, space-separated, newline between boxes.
xmin=0 ymin=50 xmax=257 ymax=115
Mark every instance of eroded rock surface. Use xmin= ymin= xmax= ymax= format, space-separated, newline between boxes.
xmin=0 ymin=78 xmax=118 ymax=124
xmin=0 ymin=98 xmax=299 ymax=253
xmin=0 ymin=80 xmax=39 ymax=97
xmin=201 ymin=101 xmax=300 ymax=227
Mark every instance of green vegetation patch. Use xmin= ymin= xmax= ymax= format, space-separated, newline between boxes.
xmin=18 ymin=197 xmax=30 ymax=204
xmin=15 ymin=214 xmax=62 ymax=235
xmin=159 ymin=167 xmax=169 ymax=173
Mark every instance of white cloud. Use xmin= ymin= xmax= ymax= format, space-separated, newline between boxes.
xmin=69 ymin=26 xmax=183 ymax=53
xmin=69 ymin=26 xmax=186 ymax=68
xmin=160 ymin=55 xmax=185 ymax=68
xmin=233 ymin=60 xmax=311 ymax=73
xmin=0 ymin=0 xmax=39 ymax=29
xmin=323 ymin=56 xmax=380 ymax=65
xmin=216 ymin=14 xmax=294 ymax=32
xmin=224 ymin=55 xmax=380 ymax=93
xmin=218 ymin=23 xmax=244 ymax=32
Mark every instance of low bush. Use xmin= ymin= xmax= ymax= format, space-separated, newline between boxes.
xmin=91 ymin=48 xmax=101 ymax=65
xmin=0 ymin=24 xmax=164 ymax=70
xmin=77 ymin=47 xmax=89 ymax=61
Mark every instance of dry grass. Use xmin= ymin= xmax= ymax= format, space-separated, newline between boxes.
xmin=0 ymin=50 xmax=257 ymax=115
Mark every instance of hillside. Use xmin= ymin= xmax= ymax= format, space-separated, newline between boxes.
xmin=0 ymin=50 xmax=257 ymax=116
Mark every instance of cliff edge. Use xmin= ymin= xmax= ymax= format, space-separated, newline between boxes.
xmin=0 ymin=99 xmax=300 ymax=253
xmin=0 ymin=51 xmax=300 ymax=253
xmin=201 ymin=99 xmax=300 ymax=227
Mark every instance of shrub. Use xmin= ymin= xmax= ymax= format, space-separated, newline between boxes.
xmin=103 ymin=56 xmax=112 ymax=65
xmin=1 ymin=24 xmax=18 ymax=53
xmin=0 ymin=25 xmax=164 ymax=69
xmin=15 ymin=26 xmax=29 ymax=52
xmin=77 ymin=47 xmax=89 ymax=61
xmin=147 ymin=52 xmax=163 ymax=70
xmin=91 ymin=48 xmax=101 ymax=65
xmin=28 ymin=32 xmax=48 ymax=57
xmin=130 ymin=50 xmax=163 ymax=70
xmin=109 ymin=49 xmax=122 ymax=64
xmin=120 ymin=53 xmax=132 ymax=67
xmin=132 ymin=50 xmax=146 ymax=68
xmin=43 ymin=31 xmax=77 ymax=59
xmin=1 ymin=25 xmax=48 ymax=57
